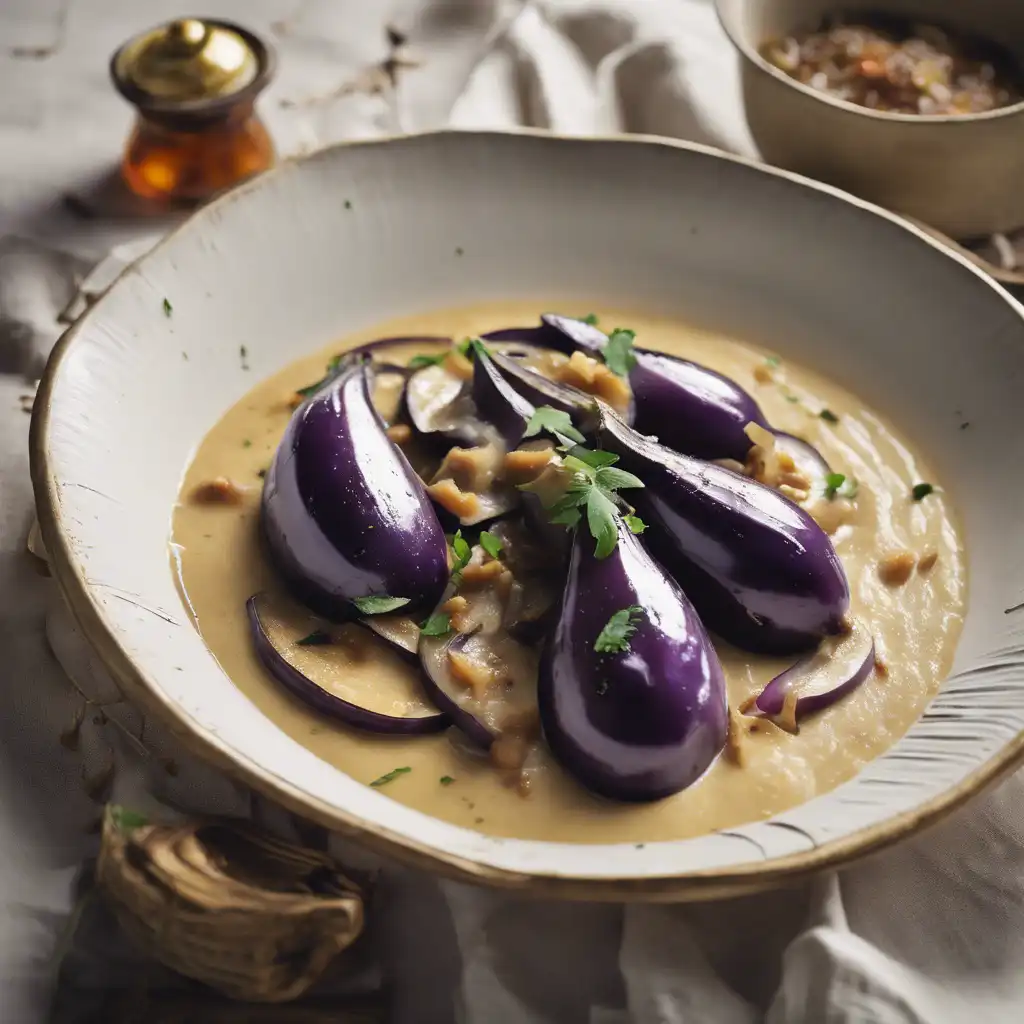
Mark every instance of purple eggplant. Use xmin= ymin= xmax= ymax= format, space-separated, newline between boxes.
xmin=486 ymin=349 xmax=603 ymax=431
xmin=262 ymin=355 xmax=449 ymax=621
xmin=470 ymin=343 xmax=536 ymax=448
xmin=539 ymin=517 xmax=727 ymax=802
xmin=247 ymin=595 xmax=448 ymax=734
xmin=597 ymin=410 xmax=850 ymax=654
xmin=753 ymin=616 xmax=875 ymax=730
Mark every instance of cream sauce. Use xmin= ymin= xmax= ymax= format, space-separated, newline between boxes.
xmin=171 ymin=302 xmax=966 ymax=843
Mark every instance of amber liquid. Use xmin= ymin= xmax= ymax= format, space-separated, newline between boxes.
xmin=121 ymin=108 xmax=274 ymax=204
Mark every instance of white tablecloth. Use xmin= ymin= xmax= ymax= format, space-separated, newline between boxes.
xmin=3 ymin=3 xmax=1024 ymax=1022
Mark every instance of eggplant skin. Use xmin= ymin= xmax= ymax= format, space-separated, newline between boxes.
xmin=599 ymin=413 xmax=850 ymax=655
xmin=539 ymin=520 xmax=727 ymax=803
xmin=262 ymin=356 xmax=449 ymax=621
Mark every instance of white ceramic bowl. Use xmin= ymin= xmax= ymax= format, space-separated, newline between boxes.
xmin=31 ymin=131 xmax=1024 ymax=901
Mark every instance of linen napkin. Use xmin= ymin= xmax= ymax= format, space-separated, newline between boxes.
xmin=5 ymin=2 xmax=1024 ymax=1022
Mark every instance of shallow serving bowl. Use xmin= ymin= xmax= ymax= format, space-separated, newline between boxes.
xmin=30 ymin=130 xmax=1024 ymax=901
xmin=715 ymin=0 xmax=1024 ymax=238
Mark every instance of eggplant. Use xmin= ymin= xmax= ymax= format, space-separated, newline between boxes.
xmin=470 ymin=343 xmax=536 ymax=447
xmin=753 ymin=617 xmax=875 ymax=730
xmin=363 ymin=614 xmax=421 ymax=660
xmin=405 ymin=363 xmax=469 ymax=435
xmin=597 ymin=409 xmax=850 ymax=654
xmin=418 ymin=588 xmax=539 ymax=749
xmin=262 ymin=354 xmax=449 ymax=621
xmin=539 ymin=517 xmax=727 ymax=802
xmin=247 ymin=595 xmax=448 ymax=734
xmin=773 ymin=431 xmax=831 ymax=482
xmin=486 ymin=349 xmax=603 ymax=430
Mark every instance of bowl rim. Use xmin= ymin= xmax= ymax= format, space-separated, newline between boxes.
xmin=713 ymin=0 xmax=1024 ymax=126
xmin=29 ymin=128 xmax=1024 ymax=901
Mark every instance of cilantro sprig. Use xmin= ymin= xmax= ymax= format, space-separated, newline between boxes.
xmin=523 ymin=417 xmax=646 ymax=559
xmin=524 ymin=406 xmax=585 ymax=445
xmin=352 ymin=595 xmax=410 ymax=616
xmin=420 ymin=612 xmax=452 ymax=637
xmin=479 ymin=530 xmax=503 ymax=560
xmin=823 ymin=473 xmax=859 ymax=501
xmin=601 ymin=328 xmax=637 ymax=377
xmin=370 ymin=767 xmax=412 ymax=787
xmin=449 ymin=529 xmax=472 ymax=581
xmin=595 ymin=606 xmax=644 ymax=654
xmin=297 ymin=354 xmax=344 ymax=398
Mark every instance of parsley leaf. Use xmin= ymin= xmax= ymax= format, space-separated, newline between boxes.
xmin=296 ymin=630 xmax=332 ymax=646
xmin=420 ymin=613 xmax=452 ymax=637
xmin=352 ymin=595 xmax=411 ymax=616
xmin=595 ymin=606 xmax=644 ymax=654
xmin=562 ymin=445 xmax=619 ymax=469
xmin=624 ymin=514 xmax=647 ymax=534
xmin=602 ymin=328 xmax=637 ymax=377
xmin=455 ymin=337 xmax=473 ymax=357
xmin=109 ymin=806 xmax=149 ymax=833
xmin=440 ymin=775 xmax=455 ymax=785
xmin=819 ymin=409 xmax=840 ymax=424
xmin=824 ymin=473 xmax=846 ymax=500
xmin=595 ymin=467 xmax=645 ymax=492
xmin=582 ymin=313 xmax=600 ymax=325
xmin=765 ymin=355 xmax=781 ymax=368
xmin=824 ymin=473 xmax=859 ymax=501
xmin=912 ymin=482 xmax=934 ymax=501
xmin=449 ymin=530 xmax=472 ymax=578
xmin=370 ymin=767 xmax=411 ymax=787
xmin=162 ymin=298 xmax=173 ymax=317
xmin=524 ymin=406 xmax=585 ymax=445
xmin=479 ymin=530 xmax=503 ymax=560
xmin=408 ymin=352 xmax=448 ymax=369
xmin=587 ymin=488 xmax=619 ymax=559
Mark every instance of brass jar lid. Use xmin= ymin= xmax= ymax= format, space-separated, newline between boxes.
xmin=111 ymin=18 xmax=274 ymax=121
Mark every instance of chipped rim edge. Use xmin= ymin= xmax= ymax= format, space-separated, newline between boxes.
xmin=29 ymin=127 xmax=1024 ymax=901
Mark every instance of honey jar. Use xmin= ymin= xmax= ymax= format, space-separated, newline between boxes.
xmin=110 ymin=18 xmax=275 ymax=204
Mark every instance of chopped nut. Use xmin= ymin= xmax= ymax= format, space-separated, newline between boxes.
xmin=779 ymin=470 xmax=812 ymax=490
xmin=443 ymin=349 xmax=474 ymax=382
xmin=753 ymin=364 xmax=774 ymax=384
xmin=878 ymin=550 xmax=916 ymax=586
xmin=918 ymin=550 xmax=939 ymax=574
xmin=191 ymin=477 xmax=244 ymax=505
xmin=441 ymin=595 xmax=471 ymax=633
xmin=433 ymin=444 xmax=501 ymax=493
xmin=874 ymin=653 xmax=889 ymax=678
xmin=779 ymin=484 xmax=810 ymax=504
xmin=503 ymin=447 xmax=556 ymax=484
xmin=555 ymin=351 xmax=632 ymax=414
xmin=777 ymin=451 xmax=797 ymax=473
xmin=448 ymin=650 xmax=501 ymax=699
xmin=386 ymin=423 xmax=412 ymax=445
xmin=461 ymin=559 xmax=506 ymax=587
xmin=427 ymin=479 xmax=481 ymax=520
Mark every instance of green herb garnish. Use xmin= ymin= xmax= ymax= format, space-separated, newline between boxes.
xmin=533 ymin=443 xmax=645 ymax=558
xmin=449 ymin=529 xmax=472 ymax=580
xmin=296 ymin=630 xmax=332 ymax=646
xmin=595 ymin=605 xmax=644 ymax=654
xmin=456 ymin=337 xmax=473 ymax=357
xmin=786 ymin=394 xmax=800 ymax=404
xmin=242 ymin=439 xmax=252 ymax=448
xmin=420 ymin=613 xmax=452 ymax=637
xmin=440 ymin=775 xmax=455 ymax=786
xmin=819 ymin=409 xmax=840 ymax=424
xmin=824 ymin=473 xmax=858 ymax=501
xmin=352 ymin=595 xmax=411 ymax=616
xmin=479 ymin=530 xmax=503 ymax=560
xmin=624 ymin=514 xmax=647 ymax=534
xmin=582 ymin=313 xmax=600 ymax=325
xmin=162 ymin=298 xmax=172 ymax=317
xmin=524 ymin=405 xmax=585 ymax=445
xmin=912 ymin=482 xmax=934 ymax=501
xmin=109 ymin=806 xmax=148 ymax=833
xmin=602 ymin=328 xmax=637 ymax=377
xmin=407 ymin=352 xmax=448 ymax=369
xmin=765 ymin=355 xmax=781 ymax=368
xmin=370 ymin=767 xmax=411 ymax=787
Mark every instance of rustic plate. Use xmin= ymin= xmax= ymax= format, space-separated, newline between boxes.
xmin=30 ymin=130 xmax=1024 ymax=900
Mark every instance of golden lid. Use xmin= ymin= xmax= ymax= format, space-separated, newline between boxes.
xmin=113 ymin=18 xmax=259 ymax=103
